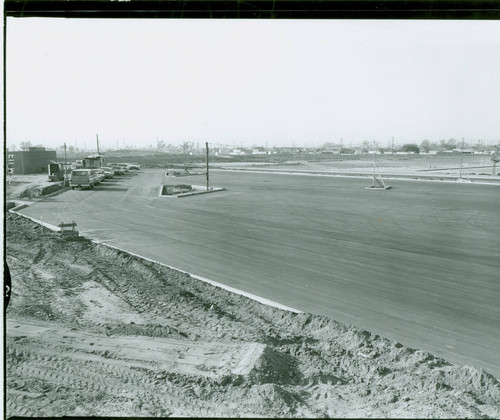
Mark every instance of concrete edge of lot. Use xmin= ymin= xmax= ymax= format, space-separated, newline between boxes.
xmin=9 ymin=207 xmax=61 ymax=232
xmin=213 ymin=168 xmax=500 ymax=185
xmin=159 ymin=185 xmax=225 ymax=198
xmin=8 ymin=205 xmax=303 ymax=315
xmin=94 ymin=242 xmax=303 ymax=314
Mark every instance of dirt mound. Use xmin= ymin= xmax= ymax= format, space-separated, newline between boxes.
xmin=5 ymin=213 xmax=500 ymax=418
xmin=6 ymin=174 xmax=65 ymax=200
xmin=18 ymin=183 xmax=63 ymax=198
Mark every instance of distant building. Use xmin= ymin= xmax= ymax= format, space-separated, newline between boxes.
xmin=252 ymin=147 xmax=267 ymax=155
xmin=229 ymin=149 xmax=246 ymax=156
xmin=6 ymin=147 xmax=57 ymax=175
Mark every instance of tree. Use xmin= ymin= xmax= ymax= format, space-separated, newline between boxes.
xmin=420 ymin=139 xmax=431 ymax=153
xmin=20 ymin=141 xmax=32 ymax=150
xmin=440 ymin=138 xmax=457 ymax=150
xmin=401 ymin=143 xmax=420 ymax=154
xmin=156 ymin=139 xmax=166 ymax=152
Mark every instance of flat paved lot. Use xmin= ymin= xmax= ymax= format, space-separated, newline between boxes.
xmin=16 ymin=169 xmax=500 ymax=378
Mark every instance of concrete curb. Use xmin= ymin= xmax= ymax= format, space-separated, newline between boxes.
xmin=42 ymin=186 xmax=71 ymax=198
xmin=213 ymin=168 xmax=500 ymax=186
xmin=9 ymin=205 xmax=302 ymax=314
xmin=9 ymin=203 xmax=30 ymax=212
xmin=9 ymin=208 xmax=61 ymax=232
xmin=93 ymin=241 xmax=302 ymax=314
xmin=176 ymin=187 xmax=225 ymax=197
xmin=159 ymin=185 xmax=226 ymax=198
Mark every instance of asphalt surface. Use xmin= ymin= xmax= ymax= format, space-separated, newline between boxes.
xmin=15 ymin=169 xmax=500 ymax=378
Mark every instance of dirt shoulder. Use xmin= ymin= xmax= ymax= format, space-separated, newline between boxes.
xmin=6 ymin=174 xmax=66 ymax=202
xmin=5 ymin=213 xmax=500 ymax=418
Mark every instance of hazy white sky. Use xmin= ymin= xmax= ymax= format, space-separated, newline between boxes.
xmin=6 ymin=18 xmax=500 ymax=149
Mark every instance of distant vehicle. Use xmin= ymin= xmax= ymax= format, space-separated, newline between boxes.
xmin=93 ymin=169 xmax=106 ymax=183
xmin=70 ymin=169 xmax=100 ymax=190
xmin=101 ymin=166 xmax=115 ymax=179
xmin=129 ymin=163 xmax=141 ymax=170
xmin=112 ymin=163 xmax=130 ymax=173
xmin=111 ymin=165 xmax=125 ymax=175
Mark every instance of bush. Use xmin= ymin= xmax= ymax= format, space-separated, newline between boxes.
xmin=400 ymin=144 xmax=420 ymax=154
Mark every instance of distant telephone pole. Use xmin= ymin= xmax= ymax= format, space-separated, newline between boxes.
xmin=206 ymin=142 xmax=210 ymax=191
xmin=64 ymin=143 xmax=68 ymax=186
xmin=96 ymin=134 xmax=100 ymax=154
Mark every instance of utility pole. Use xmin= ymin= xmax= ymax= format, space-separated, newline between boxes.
xmin=459 ymin=137 xmax=465 ymax=180
xmin=459 ymin=146 xmax=464 ymax=180
xmin=96 ymin=134 xmax=100 ymax=154
xmin=64 ymin=143 xmax=68 ymax=186
xmin=373 ymin=140 xmax=376 ymax=181
xmin=206 ymin=142 xmax=210 ymax=191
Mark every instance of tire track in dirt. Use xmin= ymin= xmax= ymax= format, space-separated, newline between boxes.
xmin=7 ymin=343 xmax=204 ymax=416
xmin=6 ymin=213 xmax=500 ymax=418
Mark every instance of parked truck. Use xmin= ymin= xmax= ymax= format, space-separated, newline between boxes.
xmin=48 ymin=162 xmax=72 ymax=182
xmin=48 ymin=163 xmax=64 ymax=181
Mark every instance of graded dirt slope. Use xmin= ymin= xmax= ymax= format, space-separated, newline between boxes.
xmin=5 ymin=213 xmax=500 ymax=418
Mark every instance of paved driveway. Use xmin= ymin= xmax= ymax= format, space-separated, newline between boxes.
xmin=15 ymin=169 xmax=500 ymax=378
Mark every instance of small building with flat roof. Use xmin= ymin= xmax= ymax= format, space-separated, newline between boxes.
xmin=6 ymin=147 xmax=57 ymax=175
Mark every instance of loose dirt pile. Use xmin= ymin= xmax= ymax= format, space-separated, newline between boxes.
xmin=5 ymin=213 xmax=500 ymax=418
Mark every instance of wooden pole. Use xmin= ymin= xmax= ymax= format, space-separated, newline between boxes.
xmin=206 ymin=142 xmax=209 ymax=191
xmin=373 ymin=140 xmax=376 ymax=185
xmin=460 ymin=150 xmax=463 ymax=179
xmin=64 ymin=143 xmax=68 ymax=186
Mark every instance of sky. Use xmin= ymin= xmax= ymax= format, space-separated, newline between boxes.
xmin=6 ymin=18 xmax=500 ymax=150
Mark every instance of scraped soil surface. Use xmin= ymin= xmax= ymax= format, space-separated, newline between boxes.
xmin=5 ymin=213 xmax=500 ymax=418
xmin=6 ymin=174 xmax=63 ymax=200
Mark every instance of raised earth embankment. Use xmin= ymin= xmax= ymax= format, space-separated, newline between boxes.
xmin=5 ymin=213 xmax=500 ymax=418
